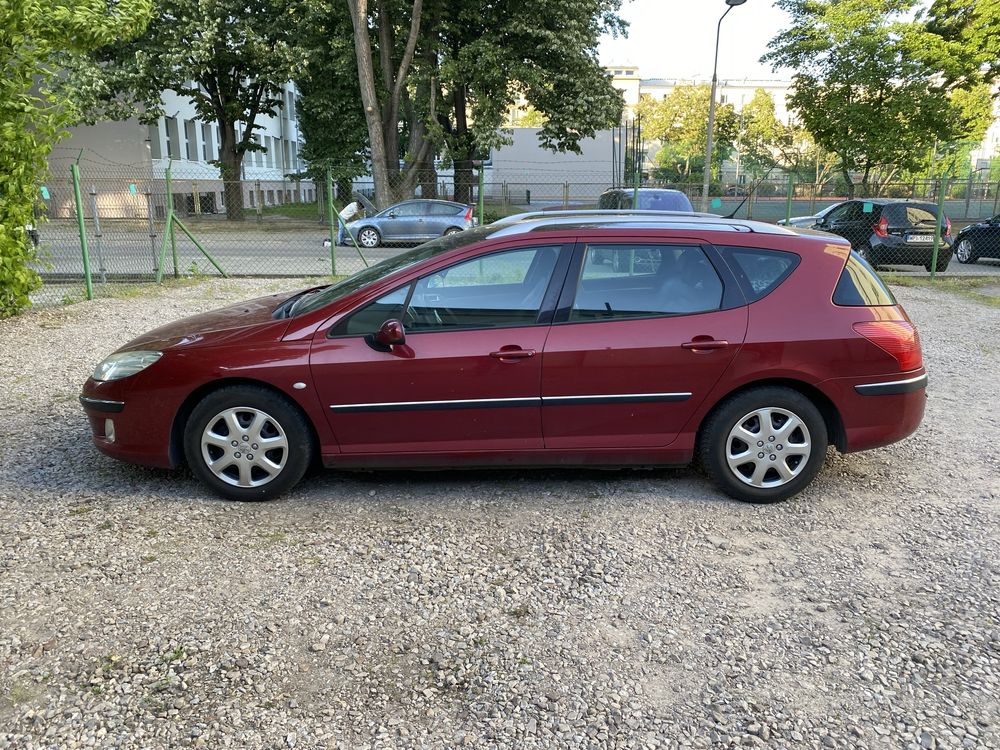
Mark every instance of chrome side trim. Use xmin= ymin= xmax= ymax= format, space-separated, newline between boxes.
xmin=79 ymin=395 xmax=125 ymax=413
xmin=330 ymin=397 xmax=540 ymax=413
xmin=854 ymin=373 xmax=928 ymax=396
xmin=329 ymin=392 xmax=692 ymax=413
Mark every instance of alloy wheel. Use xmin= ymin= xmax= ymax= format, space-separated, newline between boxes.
xmin=358 ymin=228 xmax=380 ymax=248
xmin=200 ymin=407 xmax=288 ymax=488
xmin=956 ymin=239 xmax=973 ymax=263
xmin=725 ymin=407 xmax=811 ymax=488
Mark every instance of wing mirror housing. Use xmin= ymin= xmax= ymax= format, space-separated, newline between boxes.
xmin=367 ymin=319 xmax=406 ymax=352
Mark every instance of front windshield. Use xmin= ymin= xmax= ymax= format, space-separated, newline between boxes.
xmin=291 ymin=226 xmax=493 ymax=316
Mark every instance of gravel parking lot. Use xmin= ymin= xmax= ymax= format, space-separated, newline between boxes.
xmin=1 ymin=279 xmax=998 ymax=750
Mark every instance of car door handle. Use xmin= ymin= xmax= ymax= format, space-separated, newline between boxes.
xmin=682 ymin=338 xmax=729 ymax=352
xmin=490 ymin=347 xmax=536 ymax=361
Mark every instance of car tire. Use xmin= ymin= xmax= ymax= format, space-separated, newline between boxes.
xmin=443 ymin=227 xmax=463 ymax=236
xmin=358 ymin=227 xmax=381 ymax=248
xmin=955 ymin=239 xmax=979 ymax=264
xmin=924 ymin=252 xmax=951 ymax=273
xmin=183 ymin=385 xmax=314 ymax=502
xmin=698 ymin=386 xmax=828 ymax=504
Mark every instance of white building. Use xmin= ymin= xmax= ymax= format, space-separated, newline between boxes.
xmin=48 ymin=82 xmax=314 ymax=219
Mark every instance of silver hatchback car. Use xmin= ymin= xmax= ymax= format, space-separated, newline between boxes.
xmin=342 ymin=199 xmax=475 ymax=248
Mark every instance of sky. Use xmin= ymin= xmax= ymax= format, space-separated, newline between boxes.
xmin=599 ymin=0 xmax=794 ymax=81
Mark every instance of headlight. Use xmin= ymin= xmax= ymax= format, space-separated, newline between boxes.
xmin=92 ymin=351 xmax=162 ymax=382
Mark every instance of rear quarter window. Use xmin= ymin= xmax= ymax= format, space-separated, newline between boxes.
xmin=833 ymin=252 xmax=897 ymax=306
xmin=719 ymin=247 xmax=800 ymax=302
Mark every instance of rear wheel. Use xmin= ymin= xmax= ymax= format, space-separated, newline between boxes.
xmin=698 ymin=387 xmax=828 ymax=503
xmin=955 ymin=239 xmax=979 ymax=264
xmin=924 ymin=252 xmax=951 ymax=273
xmin=358 ymin=227 xmax=381 ymax=248
xmin=184 ymin=385 xmax=313 ymax=501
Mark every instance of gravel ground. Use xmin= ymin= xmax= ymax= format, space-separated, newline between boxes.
xmin=1 ymin=279 xmax=998 ymax=750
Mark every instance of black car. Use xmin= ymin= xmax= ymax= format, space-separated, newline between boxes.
xmin=597 ymin=188 xmax=693 ymax=212
xmin=814 ymin=199 xmax=952 ymax=272
xmin=954 ymin=214 xmax=1000 ymax=265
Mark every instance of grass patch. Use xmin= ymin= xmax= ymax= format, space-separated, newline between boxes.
xmin=68 ymin=505 xmax=93 ymax=516
xmin=883 ymin=274 xmax=1000 ymax=308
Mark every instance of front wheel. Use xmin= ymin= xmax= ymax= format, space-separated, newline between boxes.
xmin=698 ymin=387 xmax=828 ymax=503
xmin=955 ymin=239 xmax=978 ymax=264
xmin=443 ymin=227 xmax=463 ymax=236
xmin=183 ymin=385 xmax=314 ymax=501
xmin=357 ymin=227 xmax=381 ymax=248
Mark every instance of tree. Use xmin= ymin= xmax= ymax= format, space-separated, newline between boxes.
xmin=333 ymin=0 xmax=626 ymax=206
xmin=922 ymin=0 xmax=1000 ymax=90
xmin=735 ymin=89 xmax=819 ymax=182
xmin=637 ymin=86 xmax=737 ymax=183
xmin=0 ymin=0 xmax=150 ymax=317
xmin=763 ymin=0 xmax=990 ymax=197
xmin=81 ymin=0 xmax=308 ymax=220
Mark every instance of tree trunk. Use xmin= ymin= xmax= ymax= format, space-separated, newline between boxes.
xmin=217 ymin=121 xmax=246 ymax=221
xmin=451 ymin=84 xmax=476 ymax=204
xmin=841 ymin=165 xmax=855 ymax=199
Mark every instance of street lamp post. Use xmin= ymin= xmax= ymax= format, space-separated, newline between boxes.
xmin=701 ymin=0 xmax=747 ymax=213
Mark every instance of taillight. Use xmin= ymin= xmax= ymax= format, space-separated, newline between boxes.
xmin=464 ymin=206 xmax=474 ymax=222
xmin=873 ymin=215 xmax=889 ymax=237
xmin=853 ymin=321 xmax=922 ymax=371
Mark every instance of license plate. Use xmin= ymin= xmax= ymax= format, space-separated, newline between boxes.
xmin=906 ymin=234 xmax=935 ymax=243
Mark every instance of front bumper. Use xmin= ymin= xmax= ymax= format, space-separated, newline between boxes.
xmin=80 ymin=379 xmax=176 ymax=469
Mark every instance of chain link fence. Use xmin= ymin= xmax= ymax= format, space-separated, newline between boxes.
xmin=26 ymin=157 xmax=1000 ymax=309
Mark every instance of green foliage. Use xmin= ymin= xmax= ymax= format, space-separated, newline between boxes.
xmin=922 ymin=0 xmax=1000 ymax=90
xmin=636 ymin=86 xmax=737 ymax=182
xmin=763 ymin=0 xmax=995 ymax=197
xmin=0 ymin=0 xmax=150 ymax=318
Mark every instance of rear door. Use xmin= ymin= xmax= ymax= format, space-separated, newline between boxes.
xmin=424 ymin=202 xmax=464 ymax=238
xmin=540 ymin=240 xmax=748 ymax=449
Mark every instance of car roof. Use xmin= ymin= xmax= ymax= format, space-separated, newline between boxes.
xmin=489 ymin=209 xmax=804 ymax=237
xmin=602 ymin=187 xmax=687 ymax=194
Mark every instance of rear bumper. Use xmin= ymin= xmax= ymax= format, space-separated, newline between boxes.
xmin=818 ymin=370 xmax=927 ymax=453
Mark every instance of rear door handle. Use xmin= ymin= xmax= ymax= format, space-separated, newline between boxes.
xmin=682 ymin=338 xmax=730 ymax=352
xmin=490 ymin=347 xmax=536 ymax=361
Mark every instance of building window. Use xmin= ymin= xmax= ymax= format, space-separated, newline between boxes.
xmin=291 ymin=142 xmax=298 ymax=172
xmin=625 ymin=70 xmax=634 ymax=76
xmin=147 ymin=121 xmax=162 ymax=160
xmin=165 ymin=117 xmax=181 ymax=160
xmin=184 ymin=119 xmax=198 ymax=161
xmin=266 ymin=189 xmax=275 ymax=204
xmin=201 ymin=123 xmax=214 ymax=161
xmin=248 ymin=190 xmax=254 ymax=207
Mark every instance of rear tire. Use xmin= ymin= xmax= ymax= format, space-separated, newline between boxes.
xmin=924 ymin=252 xmax=951 ymax=273
xmin=698 ymin=387 xmax=828 ymax=504
xmin=183 ymin=385 xmax=314 ymax=501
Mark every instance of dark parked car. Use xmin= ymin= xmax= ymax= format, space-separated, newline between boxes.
xmin=342 ymin=199 xmax=475 ymax=248
xmin=954 ymin=214 xmax=1000 ymax=265
xmin=814 ymin=199 xmax=952 ymax=272
xmin=80 ymin=212 xmax=926 ymax=504
xmin=597 ymin=188 xmax=694 ymax=212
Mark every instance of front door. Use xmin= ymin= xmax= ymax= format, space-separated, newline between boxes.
xmin=541 ymin=242 xmax=748 ymax=449
xmin=382 ymin=201 xmax=426 ymax=241
xmin=310 ymin=244 xmax=568 ymax=453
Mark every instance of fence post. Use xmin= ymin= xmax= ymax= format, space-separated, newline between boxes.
xmin=993 ymin=181 xmax=1000 ymax=218
xmin=478 ymin=164 xmax=485 ymax=225
xmin=964 ymin=172 xmax=973 ymax=220
xmin=784 ymin=174 xmax=795 ymax=224
xmin=254 ymin=180 xmax=262 ymax=223
xmin=168 ymin=164 xmax=178 ymax=278
xmin=326 ymin=168 xmax=337 ymax=275
xmin=70 ymin=162 xmax=94 ymax=301
xmin=563 ymin=181 xmax=570 ymax=209
xmin=88 ymin=186 xmax=107 ymax=284
xmin=145 ymin=189 xmax=158 ymax=274
xmin=930 ymin=176 xmax=946 ymax=279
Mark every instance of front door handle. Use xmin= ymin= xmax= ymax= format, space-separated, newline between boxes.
xmin=682 ymin=337 xmax=729 ymax=352
xmin=490 ymin=347 xmax=536 ymax=361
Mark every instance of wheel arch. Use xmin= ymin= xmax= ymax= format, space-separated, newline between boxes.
xmin=169 ymin=377 xmax=321 ymax=468
xmin=696 ymin=377 xmax=847 ymax=453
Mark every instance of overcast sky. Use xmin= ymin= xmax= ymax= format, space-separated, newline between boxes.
xmin=599 ymin=0 xmax=794 ymax=81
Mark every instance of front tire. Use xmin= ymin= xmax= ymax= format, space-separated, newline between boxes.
xmin=443 ymin=227 xmax=463 ymax=236
xmin=955 ymin=239 xmax=978 ymax=264
xmin=183 ymin=385 xmax=314 ymax=501
xmin=358 ymin=227 xmax=381 ymax=248
xmin=698 ymin=387 xmax=828 ymax=503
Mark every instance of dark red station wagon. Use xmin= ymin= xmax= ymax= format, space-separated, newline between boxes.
xmin=79 ymin=212 xmax=927 ymax=503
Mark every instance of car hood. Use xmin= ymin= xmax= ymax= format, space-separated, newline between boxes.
xmin=118 ymin=290 xmax=302 ymax=352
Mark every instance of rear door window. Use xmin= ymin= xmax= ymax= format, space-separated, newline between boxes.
xmin=833 ymin=251 xmax=897 ymax=306
xmin=428 ymin=203 xmax=462 ymax=216
xmin=570 ymin=244 xmax=723 ymax=320
xmin=720 ymin=247 xmax=799 ymax=302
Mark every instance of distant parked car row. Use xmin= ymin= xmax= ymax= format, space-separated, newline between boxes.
xmin=781 ymin=199 xmax=955 ymax=272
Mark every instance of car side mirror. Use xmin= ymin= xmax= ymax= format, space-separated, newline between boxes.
xmin=387 ymin=211 xmax=396 ymax=219
xmin=374 ymin=319 xmax=406 ymax=348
